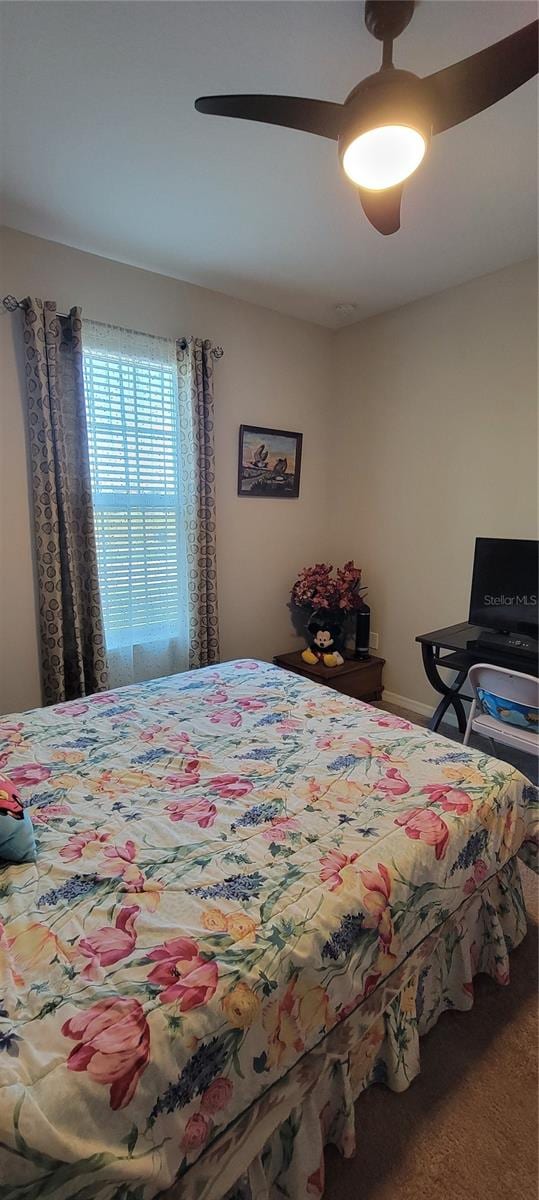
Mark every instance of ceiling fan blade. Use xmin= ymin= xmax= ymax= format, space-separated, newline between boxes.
xmin=194 ymin=94 xmax=344 ymax=140
xmin=359 ymin=184 xmax=403 ymax=235
xmin=424 ymin=19 xmax=538 ymax=135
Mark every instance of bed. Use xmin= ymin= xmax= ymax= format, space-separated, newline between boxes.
xmin=0 ymin=659 xmax=537 ymax=1200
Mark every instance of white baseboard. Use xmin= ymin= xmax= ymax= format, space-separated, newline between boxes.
xmin=381 ymin=689 xmax=461 ymax=729
xmin=381 ymin=690 xmax=434 ymax=718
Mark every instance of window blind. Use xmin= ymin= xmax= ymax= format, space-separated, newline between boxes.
xmin=83 ymin=328 xmax=184 ymax=649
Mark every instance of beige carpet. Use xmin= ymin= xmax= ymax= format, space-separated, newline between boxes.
xmin=325 ymin=706 xmax=538 ymax=1200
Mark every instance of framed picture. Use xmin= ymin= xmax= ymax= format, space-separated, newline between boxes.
xmin=237 ymin=425 xmax=303 ymax=498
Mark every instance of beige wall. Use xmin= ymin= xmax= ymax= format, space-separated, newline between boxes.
xmin=0 ymin=227 xmax=333 ymax=713
xmin=1 ymin=230 xmax=537 ymax=716
xmin=331 ymin=258 xmax=538 ymax=709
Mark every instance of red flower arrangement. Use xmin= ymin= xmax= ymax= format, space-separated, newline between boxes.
xmin=291 ymin=560 xmax=364 ymax=612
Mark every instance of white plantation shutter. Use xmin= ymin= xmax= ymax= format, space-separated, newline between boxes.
xmin=83 ymin=322 xmax=189 ymax=683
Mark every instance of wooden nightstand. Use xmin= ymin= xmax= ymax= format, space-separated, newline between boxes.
xmin=273 ymin=651 xmax=385 ymax=702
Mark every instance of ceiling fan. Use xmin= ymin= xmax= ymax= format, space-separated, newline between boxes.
xmin=195 ymin=1 xmax=538 ymax=235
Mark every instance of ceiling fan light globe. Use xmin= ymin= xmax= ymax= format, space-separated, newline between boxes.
xmin=342 ymin=124 xmax=426 ymax=190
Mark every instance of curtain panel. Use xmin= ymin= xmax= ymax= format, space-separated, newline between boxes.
xmin=22 ymin=299 xmax=109 ymax=704
xmin=176 ymin=337 xmax=220 ymax=668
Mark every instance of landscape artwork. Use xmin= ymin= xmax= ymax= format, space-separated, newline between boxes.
xmin=238 ymin=424 xmax=303 ymax=497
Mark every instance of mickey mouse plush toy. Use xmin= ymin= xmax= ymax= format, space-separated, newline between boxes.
xmin=302 ymin=615 xmax=344 ymax=668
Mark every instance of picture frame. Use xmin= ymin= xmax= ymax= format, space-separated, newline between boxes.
xmin=237 ymin=424 xmax=303 ymax=498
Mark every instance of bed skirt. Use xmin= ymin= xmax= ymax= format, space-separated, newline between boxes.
xmin=165 ymin=856 xmax=528 ymax=1200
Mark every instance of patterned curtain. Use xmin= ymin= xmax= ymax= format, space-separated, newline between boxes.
xmin=176 ymin=337 xmax=220 ymax=667
xmin=22 ymin=299 xmax=109 ymax=704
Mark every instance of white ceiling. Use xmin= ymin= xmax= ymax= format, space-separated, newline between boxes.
xmin=1 ymin=1 xmax=537 ymax=327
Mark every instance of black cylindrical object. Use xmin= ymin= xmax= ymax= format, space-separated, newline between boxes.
xmin=355 ymin=602 xmax=371 ymax=659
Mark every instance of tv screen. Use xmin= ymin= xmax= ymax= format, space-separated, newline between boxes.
xmin=469 ymin=538 xmax=538 ymax=633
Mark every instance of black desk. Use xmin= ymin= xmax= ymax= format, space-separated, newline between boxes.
xmin=416 ymin=622 xmax=538 ymax=734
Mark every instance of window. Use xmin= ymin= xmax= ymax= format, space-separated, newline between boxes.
xmin=83 ymin=325 xmax=186 ymax=651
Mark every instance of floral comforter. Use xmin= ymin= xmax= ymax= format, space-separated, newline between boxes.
xmin=0 ymin=660 xmax=536 ymax=1200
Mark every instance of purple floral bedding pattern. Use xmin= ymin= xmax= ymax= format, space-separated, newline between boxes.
xmin=0 ymin=660 xmax=536 ymax=1200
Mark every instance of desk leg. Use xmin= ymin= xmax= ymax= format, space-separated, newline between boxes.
xmin=421 ymin=645 xmax=469 ymax=734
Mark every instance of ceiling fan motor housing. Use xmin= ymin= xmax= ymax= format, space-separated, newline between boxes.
xmin=338 ymin=70 xmax=432 ymax=178
xmin=364 ymin=0 xmax=416 ymax=43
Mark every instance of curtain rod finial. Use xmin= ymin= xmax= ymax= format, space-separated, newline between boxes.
xmin=2 ymin=295 xmax=22 ymax=312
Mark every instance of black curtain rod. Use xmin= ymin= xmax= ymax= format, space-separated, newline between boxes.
xmin=1 ymin=297 xmax=224 ymax=358
xmin=2 ymin=294 xmax=72 ymax=319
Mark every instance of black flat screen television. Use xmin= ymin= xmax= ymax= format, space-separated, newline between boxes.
xmin=469 ymin=537 xmax=538 ymax=634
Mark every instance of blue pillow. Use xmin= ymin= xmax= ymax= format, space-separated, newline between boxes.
xmin=477 ymin=688 xmax=539 ymax=733
xmin=0 ymin=775 xmax=36 ymax=863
